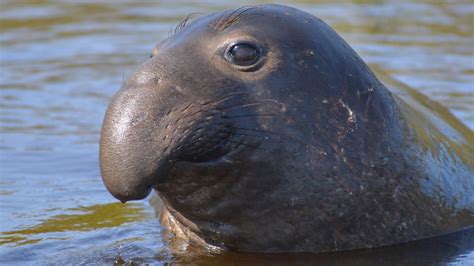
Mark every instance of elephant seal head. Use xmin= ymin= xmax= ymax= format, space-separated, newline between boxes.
xmin=99 ymin=5 xmax=468 ymax=252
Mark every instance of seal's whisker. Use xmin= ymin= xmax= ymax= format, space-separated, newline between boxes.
xmin=209 ymin=91 xmax=252 ymax=106
xmin=225 ymin=7 xmax=254 ymax=28
xmin=232 ymin=126 xmax=285 ymax=137
xmin=235 ymin=126 xmax=347 ymax=164
xmin=227 ymin=140 xmax=269 ymax=153
xmin=180 ymin=102 xmax=194 ymax=112
xmin=232 ymin=132 xmax=283 ymax=145
xmin=222 ymin=99 xmax=282 ymax=112
xmin=212 ymin=6 xmax=257 ymax=31
xmin=182 ymin=109 xmax=204 ymax=119
xmin=232 ymin=126 xmax=314 ymax=148
xmin=174 ymin=13 xmax=200 ymax=34
xmin=168 ymin=13 xmax=202 ymax=37
xmin=223 ymin=103 xmax=263 ymax=112
xmin=223 ymin=114 xmax=277 ymax=119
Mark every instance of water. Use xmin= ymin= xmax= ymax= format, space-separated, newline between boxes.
xmin=0 ymin=0 xmax=473 ymax=265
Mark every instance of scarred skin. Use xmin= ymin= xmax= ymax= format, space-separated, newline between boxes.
xmin=100 ymin=4 xmax=474 ymax=253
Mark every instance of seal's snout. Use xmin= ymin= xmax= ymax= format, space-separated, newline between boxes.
xmin=99 ymin=73 xmax=175 ymax=202
xmin=99 ymin=59 xmax=239 ymax=202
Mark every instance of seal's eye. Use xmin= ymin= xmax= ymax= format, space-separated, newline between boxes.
xmin=226 ymin=43 xmax=259 ymax=66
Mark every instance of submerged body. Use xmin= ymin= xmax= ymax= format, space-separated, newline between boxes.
xmin=100 ymin=5 xmax=473 ymax=252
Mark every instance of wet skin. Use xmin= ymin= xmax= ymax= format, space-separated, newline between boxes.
xmin=100 ymin=4 xmax=474 ymax=252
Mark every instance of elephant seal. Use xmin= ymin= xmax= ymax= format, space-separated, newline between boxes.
xmin=100 ymin=4 xmax=474 ymax=253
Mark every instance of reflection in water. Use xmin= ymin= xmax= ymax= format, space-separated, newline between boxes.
xmin=162 ymin=228 xmax=474 ymax=266
xmin=0 ymin=203 xmax=145 ymax=246
xmin=0 ymin=0 xmax=472 ymax=264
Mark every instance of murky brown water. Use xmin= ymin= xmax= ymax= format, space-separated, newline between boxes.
xmin=1 ymin=0 xmax=473 ymax=265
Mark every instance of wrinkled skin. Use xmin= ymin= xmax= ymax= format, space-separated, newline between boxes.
xmin=100 ymin=4 xmax=474 ymax=252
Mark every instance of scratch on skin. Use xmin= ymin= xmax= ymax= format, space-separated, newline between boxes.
xmin=338 ymin=99 xmax=357 ymax=129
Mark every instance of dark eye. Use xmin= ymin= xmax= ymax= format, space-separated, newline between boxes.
xmin=226 ymin=43 xmax=259 ymax=66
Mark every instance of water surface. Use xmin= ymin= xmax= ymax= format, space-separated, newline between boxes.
xmin=1 ymin=0 xmax=473 ymax=265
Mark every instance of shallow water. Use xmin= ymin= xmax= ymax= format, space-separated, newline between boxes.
xmin=0 ymin=0 xmax=473 ymax=265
